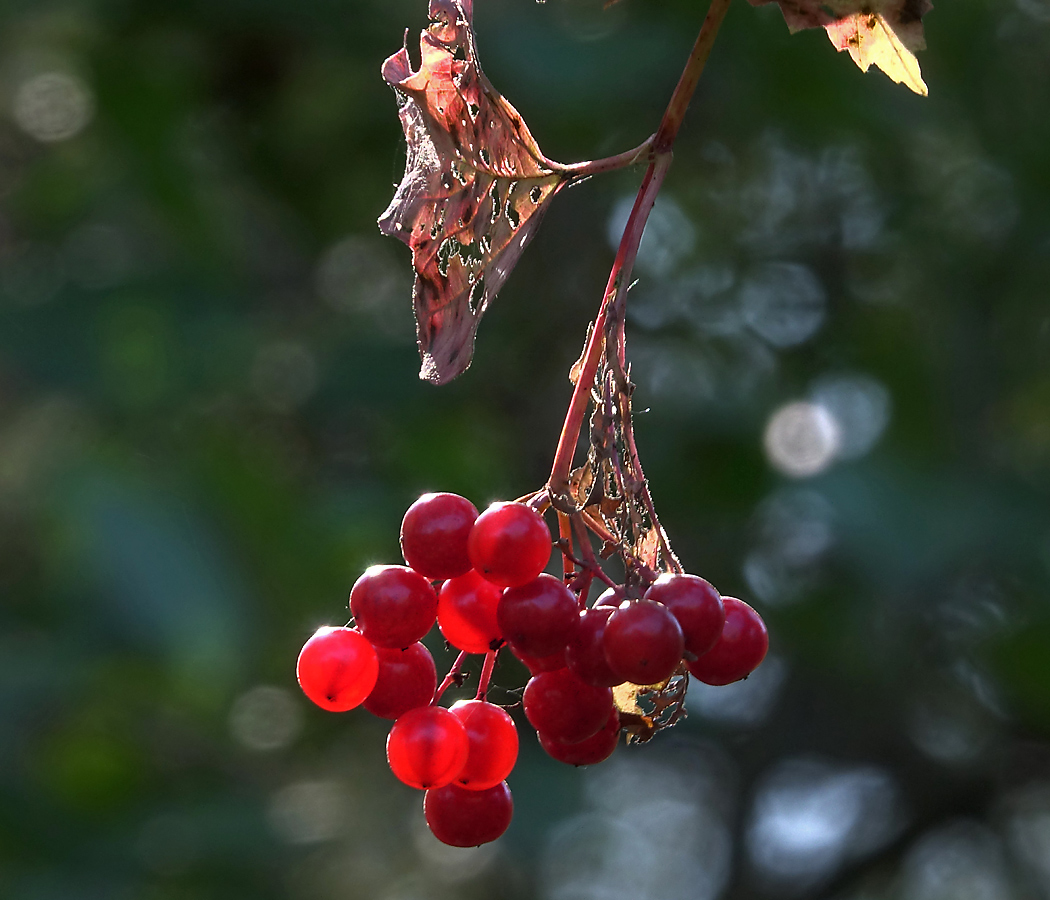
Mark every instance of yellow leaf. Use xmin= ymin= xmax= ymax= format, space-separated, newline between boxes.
xmin=826 ymin=12 xmax=928 ymax=96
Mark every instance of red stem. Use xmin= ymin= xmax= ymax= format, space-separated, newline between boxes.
xmin=434 ymin=650 xmax=469 ymax=703
xmin=475 ymin=649 xmax=498 ymax=701
xmin=547 ymin=0 xmax=732 ymax=494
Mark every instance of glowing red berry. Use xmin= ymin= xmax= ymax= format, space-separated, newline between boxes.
xmin=498 ymin=573 xmax=579 ymax=658
xmin=468 ymin=502 xmax=551 ymax=588
xmin=423 ymin=781 xmax=513 ymax=847
xmin=603 ymin=598 xmax=684 ymax=685
xmin=687 ymin=596 xmax=768 ymax=686
xmin=645 ymin=573 xmax=725 ymax=657
xmin=386 ymin=706 xmax=469 ymax=790
xmin=437 ymin=570 xmax=503 ymax=653
xmin=523 ymin=668 xmax=613 ymax=745
xmin=400 ymin=492 xmax=478 ymax=580
xmin=296 ymin=626 xmax=379 ymax=712
xmin=349 ymin=565 xmax=438 ymax=649
xmin=513 ymin=646 xmax=567 ymax=675
xmin=364 ymin=642 xmax=437 ymax=720
xmin=449 ymin=700 xmax=519 ymax=791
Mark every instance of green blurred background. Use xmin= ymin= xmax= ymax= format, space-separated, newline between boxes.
xmin=1 ymin=0 xmax=1049 ymax=897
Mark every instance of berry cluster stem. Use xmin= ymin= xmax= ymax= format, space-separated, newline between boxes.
xmin=547 ymin=0 xmax=731 ymax=497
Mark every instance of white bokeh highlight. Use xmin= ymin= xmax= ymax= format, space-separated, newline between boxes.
xmin=13 ymin=72 xmax=95 ymax=142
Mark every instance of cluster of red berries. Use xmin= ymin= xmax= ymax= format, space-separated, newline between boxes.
xmin=296 ymin=492 xmax=768 ymax=847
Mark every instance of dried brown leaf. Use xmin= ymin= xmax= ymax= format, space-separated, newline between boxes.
xmin=379 ymin=0 xmax=570 ymax=383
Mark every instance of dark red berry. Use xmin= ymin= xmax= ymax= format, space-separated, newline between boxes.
xmin=539 ymin=710 xmax=621 ymax=766
xmin=400 ymin=492 xmax=478 ymax=580
xmin=497 ymin=573 xmax=580 ymax=658
xmin=523 ymin=668 xmax=614 ymax=745
xmin=468 ymin=502 xmax=551 ymax=589
xmin=364 ymin=642 xmax=437 ymax=720
xmin=513 ymin=646 xmax=567 ymax=675
xmin=449 ymin=700 xmax=519 ymax=791
xmin=386 ymin=706 xmax=469 ymax=790
xmin=423 ymin=781 xmax=513 ymax=847
xmin=349 ymin=565 xmax=438 ymax=649
xmin=603 ymin=598 xmax=684 ymax=685
xmin=595 ymin=586 xmax=626 ymax=607
xmin=566 ymin=607 xmax=625 ymax=687
xmin=438 ymin=570 xmax=503 ymax=653
xmin=296 ymin=626 xmax=379 ymax=712
xmin=645 ymin=573 xmax=725 ymax=657
xmin=687 ymin=596 xmax=768 ymax=685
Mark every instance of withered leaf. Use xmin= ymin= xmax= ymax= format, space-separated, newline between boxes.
xmin=749 ymin=0 xmax=932 ymax=96
xmin=379 ymin=0 xmax=571 ymax=384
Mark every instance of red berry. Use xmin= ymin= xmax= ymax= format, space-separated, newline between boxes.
xmin=603 ymin=598 xmax=684 ymax=686
xmin=468 ymin=502 xmax=551 ymax=589
xmin=539 ymin=710 xmax=621 ymax=766
xmin=449 ymin=700 xmax=519 ymax=790
xmin=566 ymin=607 xmax=625 ymax=687
xmin=437 ymin=570 xmax=503 ymax=653
xmin=497 ymin=573 xmax=580 ymax=658
xmin=423 ymin=781 xmax=513 ymax=847
xmin=296 ymin=626 xmax=379 ymax=712
xmin=513 ymin=646 xmax=567 ymax=675
xmin=364 ymin=642 xmax=437 ymax=720
xmin=687 ymin=596 xmax=768 ymax=686
xmin=595 ymin=586 xmax=625 ymax=607
xmin=523 ymin=668 xmax=614 ymax=745
xmin=386 ymin=706 xmax=469 ymax=790
xmin=349 ymin=565 xmax=438 ymax=649
xmin=400 ymin=492 xmax=478 ymax=580
xmin=645 ymin=573 xmax=725 ymax=657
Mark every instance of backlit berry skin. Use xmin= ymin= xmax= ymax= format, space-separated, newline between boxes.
xmin=297 ymin=627 xmax=379 ymax=712
xmin=498 ymin=574 xmax=580 ymax=658
xmin=523 ymin=668 xmax=614 ymax=745
xmin=386 ymin=706 xmax=469 ymax=790
xmin=566 ymin=607 xmax=625 ymax=687
xmin=468 ymin=502 xmax=552 ymax=589
xmin=539 ymin=710 xmax=621 ymax=766
xmin=645 ymin=573 xmax=725 ymax=657
xmin=364 ymin=642 xmax=437 ymax=720
xmin=603 ymin=599 xmax=685 ymax=686
xmin=595 ymin=586 xmax=626 ymax=607
xmin=687 ymin=597 xmax=768 ymax=686
xmin=400 ymin=493 xmax=478 ymax=580
xmin=449 ymin=700 xmax=519 ymax=790
xmin=423 ymin=781 xmax=513 ymax=847
xmin=438 ymin=570 xmax=503 ymax=653
xmin=350 ymin=565 xmax=438 ymax=649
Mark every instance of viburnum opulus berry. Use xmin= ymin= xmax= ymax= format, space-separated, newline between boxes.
xmin=468 ymin=501 xmax=552 ymax=588
xmin=400 ymin=492 xmax=478 ymax=580
xmin=423 ymin=781 xmax=514 ymax=847
xmin=437 ymin=570 xmax=503 ymax=653
xmin=449 ymin=699 xmax=519 ymax=790
xmin=645 ymin=573 xmax=725 ymax=657
xmin=523 ymin=667 xmax=614 ymax=745
xmin=603 ymin=598 xmax=685 ymax=686
xmin=687 ymin=596 xmax=768 ymax=685
xmin=539 ymin=709 xmax=621 ymax=767
xmin=349 ymin=565 xmax=437 ymax=648
xmin=364 ymin=642 xmax=437 ymax=720
xmin=297 ymin=626 xmax=379 ymax=712
xmin=566 ymin=606 xmax=625 ymax=687
xmin=386 ymin=705 xmax=469 ymax=790
xmin=497 ymin=573 xmax=580 ymax=658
